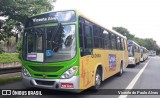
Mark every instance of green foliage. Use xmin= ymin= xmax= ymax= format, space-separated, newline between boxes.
xmin=0 ymin=76 xmax=22 ymax=85
xmin=0 ymin=0 xmax=53 ymax=24
xmin=112 ymin=27 xmax=135 ymax=40
xmin=0 ymin=0 xmax=53 ymax=41
xmin=17 ymin=38 xmax=22 ymax=52
xmin=1 ymin=19 xmax=16 ymax=42
xmin=113 ymin=26 xmax=160 ymax=54
xmin=133 ymin=37 xmax=157 ymax=50
xmin=0 ymin=20 xmax=5 ymax=41
xmin=0 ymin=53 xmax=20 ymax=63
xmin=0 ymin=47 xmax=4 ymax=54
xmin=16 ymin=35 xmax=22 ymax=59
xmin=0 ymin=0 xmax=54 ymax=54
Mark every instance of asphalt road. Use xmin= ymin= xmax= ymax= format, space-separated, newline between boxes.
xmin=0 ymin=56 xmax=160 ymax=98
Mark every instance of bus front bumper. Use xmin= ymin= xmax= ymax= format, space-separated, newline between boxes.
xmin=22 ymin=73 xmax=80 ymax=92
xmin=128 ymin=57 xmax=135 ymax=65
xmin=140 ymin=57 xmax=144 ymax=62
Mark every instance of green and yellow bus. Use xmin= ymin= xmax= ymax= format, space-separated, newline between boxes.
xmin=140 ymin=46 xmax=148 ymax=62
xmin=128 ymin=40 xmax=141 ymax=66
xmin=22 ymin=10 xmax=128 ymax=92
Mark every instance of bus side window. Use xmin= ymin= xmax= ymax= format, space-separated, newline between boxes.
xmin=139 ymin=47 xmax=140 ymax=53
xmin=115 ymin=35 xmax=118 ymax=50
xmin=119 ymin=37 xmax=122 ymax=50
xmin=93 ymin=25 xmax=100 ymax=48
xmin=79 ymin=19 xmax=93 ymax=56
xmin=79 ymin=22 xmax=84 ymax=48
xmin=117 ymin=36 xmax=121 ymax=50
xmin=111 ymin=33 xmax=117 ymax=50
xmin=108 ymin=32 xmax=112 ymax=49
xmin=100 ymin=28 xmax=104 ymax=48
xmin=83 ymin=24 xmax=93 ymax=55
xmin=134 ymin=46 xmax=136 ymax=53
xmin=121 ymin=38 xmax=124 ymax=50
xmin=135 ymin=46 xmax=137 ymax=52
xmin=103 ymin=30 xmax=110 ymax=49
xmin=79 ymin=22 xmax=85 ymax=56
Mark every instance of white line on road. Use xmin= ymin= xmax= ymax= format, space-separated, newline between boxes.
xmin=118 ymin=60 xmax=150 ymax=98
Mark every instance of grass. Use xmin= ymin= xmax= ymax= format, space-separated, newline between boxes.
xmin=0 ymin=53 xmax=20 ymax=63
xmin=0 ymin=76 xmax=22 ymax=85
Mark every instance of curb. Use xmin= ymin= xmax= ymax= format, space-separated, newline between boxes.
xmin=0 ymin=62 xmax=21 ymax=69
xmin=0 ymin=72 xmax=21 ymax=79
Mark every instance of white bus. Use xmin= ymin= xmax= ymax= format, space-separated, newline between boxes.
xmin=140 ymin=46 xmax=148 ymax=61
xmin=149 ymin=50 xmax=156 ymax=56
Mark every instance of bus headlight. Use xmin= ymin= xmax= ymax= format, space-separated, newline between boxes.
xmin=22 ymin=66 xmax=31 ymax=77
xmin=60 ymin=66 xmax=78 ymax=79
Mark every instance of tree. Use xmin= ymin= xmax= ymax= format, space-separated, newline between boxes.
xmin=0 ymin=0 xmax=53 ymax=24
xmin=0 ymin=20 xmax=5 ymax=41
xmin=143 ymin=38 xmax=157 ymax=50
xmin=3 ymin=19 xmax=17 ymax=51
xmin=112 ymin=27 xmax=135 ymax=40
xmin=0 ymin=0 xmax=55 ymax=53
xmin=112 ymin=26 xmax=160 ymax=54
xmin=0 ymin=0 xmax=54 ymax=41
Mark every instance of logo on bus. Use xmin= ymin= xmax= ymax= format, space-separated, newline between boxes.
xmin=42 ymin=74 xmax=46 ymax=78
xmin=91 ymin=53 xmax=101 ymax=58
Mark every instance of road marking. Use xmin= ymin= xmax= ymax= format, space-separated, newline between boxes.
xmin=118 ymin=60 xmax=150 ymax=98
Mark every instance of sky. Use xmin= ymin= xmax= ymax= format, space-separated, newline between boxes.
xmin=54 ymin=0 xmax=160 ymax=46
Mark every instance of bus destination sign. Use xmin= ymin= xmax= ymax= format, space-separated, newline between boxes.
xmin=26 ymin=10 xmax=76 ymax=27
xmin=32 ymin=17 xmax=57 ymax=23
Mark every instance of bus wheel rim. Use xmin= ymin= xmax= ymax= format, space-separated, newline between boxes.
xmin=121 ymin=67 xmax=123 ymax=74
xmin=120 ymin=66 xmax=123 ymax=74
xmin=96 ymin=73 xmax=101 ymax=86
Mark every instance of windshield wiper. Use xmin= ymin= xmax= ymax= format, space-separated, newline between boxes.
xmin=49 ymin=23 xmax=62 ymax=50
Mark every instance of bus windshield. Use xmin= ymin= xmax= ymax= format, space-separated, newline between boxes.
xmin=128 ymin=46 xmax=134 ymax=57
xmin=23 ymin=24 xmax=76 ymax=62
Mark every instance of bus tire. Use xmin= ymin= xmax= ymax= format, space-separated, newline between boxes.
xmin=118 ymin=63 xmax=123 ymax=77
xmin=93 ymin=68 xmax=102 ymax=90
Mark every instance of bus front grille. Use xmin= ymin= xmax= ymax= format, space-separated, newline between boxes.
xmin=29 ymin=66 xmax=63 ymax=72
xmin=34 ymin=74 xmax=58 ymax=78
xmin=35 ymin=80 xmax=55 ymax=86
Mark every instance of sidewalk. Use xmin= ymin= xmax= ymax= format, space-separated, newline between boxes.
xmin=0 ymin=72 xmax=21 ymax=79
xmin=0 ymin=62 xmax=21 ymax=69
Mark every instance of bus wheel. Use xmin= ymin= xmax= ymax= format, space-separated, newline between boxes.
xmin=93 ymin=69 xmax=102 ymax=90
xmin=118 ymin=64 xmax=123 ymax=76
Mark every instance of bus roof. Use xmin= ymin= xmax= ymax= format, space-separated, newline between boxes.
xmin=128 ymin=40 xmax=140 ymax=47
xmin=76 ymin=10 xmax=127 ymax=39
xmin=30 ymin=9 xmax=77 ymax=17
xmin=141 ymin=46 xmax=148 ymax=50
